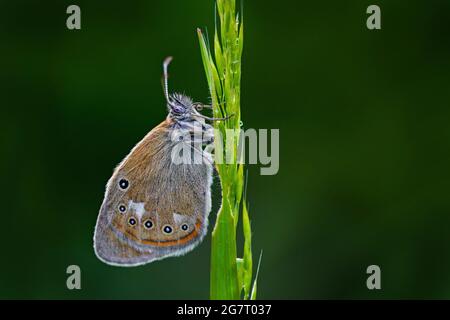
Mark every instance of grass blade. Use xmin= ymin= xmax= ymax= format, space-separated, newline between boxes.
xmin=197 ymin=0 xmax=261 ymax=300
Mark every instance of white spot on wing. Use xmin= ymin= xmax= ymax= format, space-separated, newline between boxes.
xmin=128 ymin=201 xmax=146 ymax=221
xmin=173 ymin=212 xmax=184 ymax=225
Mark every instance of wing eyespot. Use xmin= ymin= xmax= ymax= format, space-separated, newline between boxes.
xmin=162 ymin=225 xmax=173 ymax=234
xmin=128 ymin=217 xmax=137 ymax=227
xmin=143 ymin=219 xmax=153 ymax=229
xmin=118 ymin=178 xmax=129 ymax=190
xmin=181 ymin=224 xmax=189 ymax=231
xmin=118 ymin=204 xmax=127 ymax=213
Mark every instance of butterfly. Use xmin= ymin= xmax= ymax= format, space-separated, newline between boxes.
xmin=93 ymin=57 xmax=229 ymax=266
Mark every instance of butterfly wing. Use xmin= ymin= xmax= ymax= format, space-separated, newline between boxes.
xmin=94 ymin=119 xmax=214 ymax=266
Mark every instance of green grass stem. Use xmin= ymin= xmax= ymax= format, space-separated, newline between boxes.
xmin=197 ymin=0 xmax=259 ymax=300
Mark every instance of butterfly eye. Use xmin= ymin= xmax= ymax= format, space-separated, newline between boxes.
xmin=181 ymin=224 xmax=189 ymax=231
xmin=128 ymin=217 xmax=137 ymax=226
xmin=194 ymin=103 xmax=203 ymax=111
xmin=143 ymin=220 xmax=153 ymax=229
xmin=172 ymin=105 xmax=184 ymax=114
xmin=162 ymin=225 xmax=173 ymax=234
xmin=118 ymin=204 xmax=127 ymax=213
xmin=118 ymin=179 xmax=129 ymax=190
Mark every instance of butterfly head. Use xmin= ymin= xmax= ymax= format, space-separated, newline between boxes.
xmin=167 ymin=93 xmax=206 ymax=121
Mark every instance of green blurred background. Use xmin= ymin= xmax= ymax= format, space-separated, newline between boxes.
xmin=1 ymin=0 xmax=450 ymax=299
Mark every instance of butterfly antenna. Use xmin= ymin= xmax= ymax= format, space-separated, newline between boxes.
xmin=162 ymin=56 xmax=173 ymax=103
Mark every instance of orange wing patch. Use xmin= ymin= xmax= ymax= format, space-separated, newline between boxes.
xmin=114 ymin=219 xmax=202 ymax=247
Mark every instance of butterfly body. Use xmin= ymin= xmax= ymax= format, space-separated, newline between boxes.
xmin=94 ymin=58 xmax=224 ymax=266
